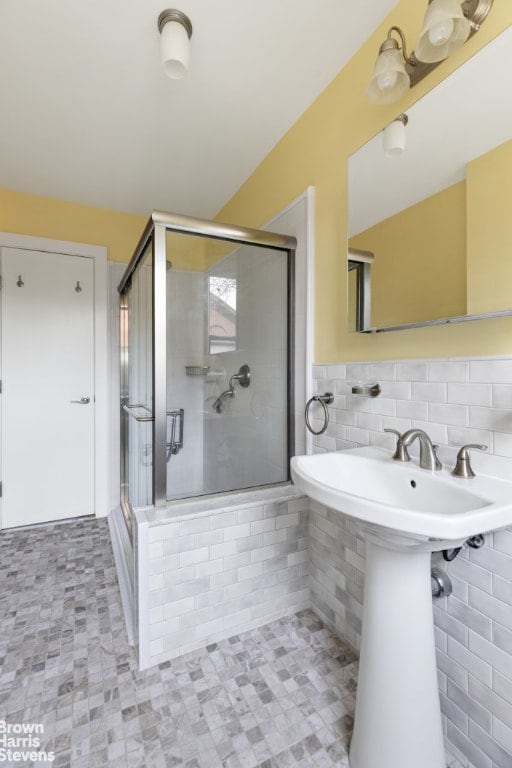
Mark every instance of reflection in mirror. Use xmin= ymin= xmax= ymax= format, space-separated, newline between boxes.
xmin=208 ymin=275 xmax=237 ymax=353
xmin=348 ymin=25 xmax=512 ymax=332
xmin=348 ymin=247 xmax=374 ymax=332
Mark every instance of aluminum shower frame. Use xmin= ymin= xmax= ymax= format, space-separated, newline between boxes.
xmin=119 ymin=210 xmax=297 ymax=527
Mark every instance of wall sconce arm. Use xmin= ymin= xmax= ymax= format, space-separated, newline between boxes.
xmin=386 ymin=26 xmax=415 ymax=67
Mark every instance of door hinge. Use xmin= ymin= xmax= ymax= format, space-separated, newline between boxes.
xmin=0 ymin=482 xmax=3 ymax=498
xmin=0 ymin=274 xmax=2 ymax=291
xmin=0 ymin=380 xmax=2 ymax=394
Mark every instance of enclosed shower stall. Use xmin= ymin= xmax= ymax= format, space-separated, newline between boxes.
xmin=119 ymin=211 xmax=296 ymax=532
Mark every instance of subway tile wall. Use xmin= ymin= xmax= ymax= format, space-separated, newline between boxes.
xmin=309 ymin=501 xmax=364 ymax=652
xmin=311 ymin=357 xmax=512 ymax=768
xmin=142 ymin=496 xmax=310 ymax=668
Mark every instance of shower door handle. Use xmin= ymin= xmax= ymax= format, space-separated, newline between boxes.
xmin=70 ymin=396 xmax=90 ymax=404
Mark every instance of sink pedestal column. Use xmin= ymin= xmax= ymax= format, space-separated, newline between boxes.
xmin=349 ymin=540 xmax=445 ymax=768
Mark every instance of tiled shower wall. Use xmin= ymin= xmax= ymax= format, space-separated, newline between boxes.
xmin=311 ymin=357 xmax=512 ymax=768
xmin=166 ymin=269 xmax=205 ymax=498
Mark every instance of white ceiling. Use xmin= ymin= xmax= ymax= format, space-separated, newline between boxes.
xmin=0 ymin=0 xmax=398 ymax=218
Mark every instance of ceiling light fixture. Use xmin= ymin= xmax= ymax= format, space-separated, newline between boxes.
xmin=382 ymin=114 xmax=408 ymax=157
xmin=366 ymin=0 xmax=494 ymax=105
xmin=158 ymin=9 xmax=193 ymax=80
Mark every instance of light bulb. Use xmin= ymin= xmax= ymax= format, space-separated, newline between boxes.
xmin=428 ymin=17 xmax=455 ymax=46
xmin=377 ymin=70 xmax=398 ymax=92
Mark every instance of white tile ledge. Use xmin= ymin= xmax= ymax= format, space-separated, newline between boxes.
xmin=141 ymin=482 xmax=304 ymax=526
xmin=316 ymin=354 xmax=512 ymax=365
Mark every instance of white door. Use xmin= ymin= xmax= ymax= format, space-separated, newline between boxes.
xmin=1 ymin=247 xmax=95 ymax=528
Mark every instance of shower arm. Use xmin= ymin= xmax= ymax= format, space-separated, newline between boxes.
xmin=212 ymin=386 xmax=236 ymax=414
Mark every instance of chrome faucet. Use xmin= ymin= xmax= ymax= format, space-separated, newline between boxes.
xmin=400 ymin=429 xmax=442 ymax=471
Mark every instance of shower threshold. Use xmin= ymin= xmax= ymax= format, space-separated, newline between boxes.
xmin=147 ymin=481 xmax=302 ymax=525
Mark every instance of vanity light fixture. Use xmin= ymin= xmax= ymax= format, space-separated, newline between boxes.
xmin=382 ymin=114 xmax=408 ymax=157
xmin=366 ymin=0 xmax=494 ymax=104
xmin=416 ymin=0 xmax=471 ymax=62
xmin=158 ymin=9 xmax=193 ymax=79
xmin=366 ymin=27 xmax=413 ymax=105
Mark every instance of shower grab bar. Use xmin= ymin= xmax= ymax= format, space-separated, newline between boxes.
xmin=166 ymin=409 xmax=184 ymax=457
xmin=123 ymin=404 xmax=154 ymax=422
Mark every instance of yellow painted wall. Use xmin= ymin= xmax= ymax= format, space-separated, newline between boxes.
xmin=350 ymin=182 xmax=466 ymax=328
xmin=166 ymin=232 xmax=206 ymax=271
xmin=204 ymin=237 xmax=237 ymax=270
xmin=0 ymin=188 xmax=209 ymax=271
xmin=0 ymin=188 xmax=146 ymax=264
xmin=466 ymin=139 xmax=512 ymax=314
xmin=1 ymin=4 xmax=510 ymax=351
xmin=216 ymin=4 xmax=512 ymax=361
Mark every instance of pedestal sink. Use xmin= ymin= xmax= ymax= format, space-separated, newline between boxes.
xmin=291 ymin=446 xmax=512 ymax=768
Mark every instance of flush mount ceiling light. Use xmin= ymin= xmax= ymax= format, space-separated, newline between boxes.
xmin=366 ymin=0 xmax=494 ymax=105
xmin=158 ymin=9 xmax=193 ymax=80
xmin=382 ymin=114 xmax=408 ymax=157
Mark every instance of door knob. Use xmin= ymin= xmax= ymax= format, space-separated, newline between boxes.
xmin=70 ymin=396 xmax=90 ymax=404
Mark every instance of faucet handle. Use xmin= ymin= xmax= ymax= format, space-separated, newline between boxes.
xmin=384 ymin=428 xmax=411 ymax=462
xmin=451 ymin=444 xmax=487 ymax=478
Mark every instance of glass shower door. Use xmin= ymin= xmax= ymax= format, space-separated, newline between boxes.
xmin=202 ymin=243 xmax=290 ymax=495
xmin=164 ymin=233 xmax=291 ymax=501
xmin=120 ymin=241 xmax=153 ymax=527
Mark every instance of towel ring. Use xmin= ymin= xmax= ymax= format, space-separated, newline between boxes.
xmin=305 ymin=393 xmax=334 ymax=435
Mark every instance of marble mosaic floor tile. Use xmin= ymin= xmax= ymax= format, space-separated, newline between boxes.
xmin=0 ymin=518 xmax=450 ymax=767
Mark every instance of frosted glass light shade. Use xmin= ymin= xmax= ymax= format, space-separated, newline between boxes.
xmin=383 ymin=118 xmax=407 ymax=157
xmin=366 ymin=48 xmax=410 ymax=104
xmin=160 ymin=19 xmax=190 ymax=79
xmin=416 ymin=0 xmax=471 ymax=63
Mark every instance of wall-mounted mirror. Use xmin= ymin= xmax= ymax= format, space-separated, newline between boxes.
xmin=348 ymin=25 xmax=512 ymax=332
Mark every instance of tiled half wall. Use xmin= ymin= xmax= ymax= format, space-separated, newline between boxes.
xmin=311 ymin=357 xmax=512 ymax=768
xmin=135 ymin=493 xmax=310 ymax=670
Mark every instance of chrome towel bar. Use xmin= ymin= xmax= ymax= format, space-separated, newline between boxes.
xmin=123 ymin=404 xmax=154 ymax=422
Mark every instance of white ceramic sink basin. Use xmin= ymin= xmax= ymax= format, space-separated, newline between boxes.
xmin=291 ymin=446 xmax=512 ymax=544
xmin=291 ymin=445 xmax=512 ymax=768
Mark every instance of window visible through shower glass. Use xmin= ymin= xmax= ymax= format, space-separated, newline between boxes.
xmin=125 ymin=241 xmax=153 ymax=509
xmin=165 ymin=232 xmax=289 ymax=501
